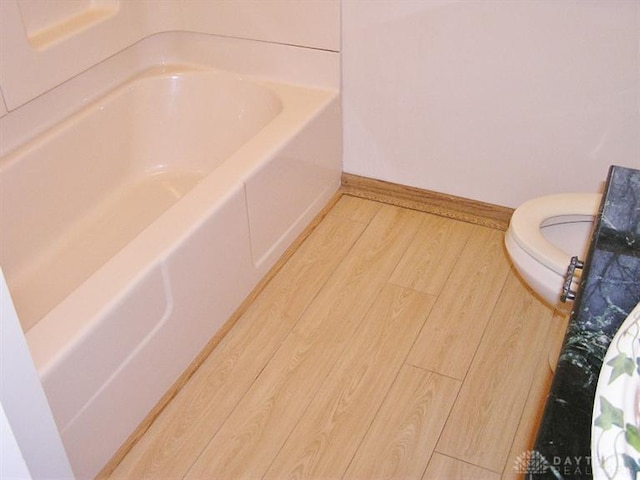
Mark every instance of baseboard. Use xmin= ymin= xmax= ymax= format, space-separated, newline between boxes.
xmin=340 ymin=173 xmax=513 ymax=231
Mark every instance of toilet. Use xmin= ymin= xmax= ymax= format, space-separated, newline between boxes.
xmin=504 ymin=193 xmax=602 ymax=308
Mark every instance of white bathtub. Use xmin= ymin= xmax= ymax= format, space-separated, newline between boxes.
xmin=0 ymin=66 xmax=341 ymax=478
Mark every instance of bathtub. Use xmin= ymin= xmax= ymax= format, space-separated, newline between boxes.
xmin=0 ymin=66 xmax=341 ymax=478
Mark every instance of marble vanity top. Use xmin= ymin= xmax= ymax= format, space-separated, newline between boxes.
xmin=530 ymin=165 xmax=640 ymax=479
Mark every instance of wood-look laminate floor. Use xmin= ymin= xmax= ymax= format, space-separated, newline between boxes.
xmin=108 ymin=195 xmax=568 ymax=480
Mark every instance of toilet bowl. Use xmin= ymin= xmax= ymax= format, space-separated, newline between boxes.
xmin=505 ymin=193 xmax=602 ymax=307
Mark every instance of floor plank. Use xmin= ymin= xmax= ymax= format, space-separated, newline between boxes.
xmin=435 ymin=269 xmax=555 ymax=472
xmin=501 ymin=309 xmax=568 ymax=480
xmin=344 ymin=365 xmax=460 ymax=480
xmin=389 ymin=213 xmax=476 ymax=296
xmin=329 ymin=194 xmax=382 ymax=224
xmin=263 ymin=285 xmax=436 ymax=479
xmin=184 ymin=205 xmax=424 ymax=479
xmin=422 ymin=453 xmax=501 ymax=480
xmin=405 ymin=227 xmax=512 ymax=380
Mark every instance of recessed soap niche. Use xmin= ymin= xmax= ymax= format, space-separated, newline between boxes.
xmin=17 ymin=0 xmax=119 ymax=50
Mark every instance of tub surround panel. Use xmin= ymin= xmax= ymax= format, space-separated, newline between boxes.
xmin=532 ymin=165 xmax=640 ymax=478
xmin=17 ymin=0 xmax=119 ymax=50
xmin=172 ymin=32 xmax=341 ymax=91
xmin=0 ymin=0 xmax=150 ymax=110
xmin=1 ymin=0 xmax=340 ymax=111
xmin=179 ymin=0 xmax=340 ymax=53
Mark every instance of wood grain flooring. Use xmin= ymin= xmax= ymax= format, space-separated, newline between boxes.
xmin=109 ymin=195 xmax=564 ymax=479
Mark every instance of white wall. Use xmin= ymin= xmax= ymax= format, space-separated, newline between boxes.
xmin=342 ymin=0 xmax=640 ymax=208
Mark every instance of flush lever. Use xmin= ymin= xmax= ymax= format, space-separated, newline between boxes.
xmin=560 ymin=256 xmax=584 ymax=302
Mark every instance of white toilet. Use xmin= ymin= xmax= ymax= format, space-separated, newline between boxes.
xmin=504 ymin=193 xmax=602 ymax=308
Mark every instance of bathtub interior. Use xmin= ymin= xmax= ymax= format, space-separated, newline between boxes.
xmin=0 ymin=65 xmax=341 ymax=478
xmin=1 ymin=67 xmax=284 ymax=331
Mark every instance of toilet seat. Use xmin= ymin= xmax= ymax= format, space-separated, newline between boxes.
xmin=508 ymin=193 xmax=602 ymax=275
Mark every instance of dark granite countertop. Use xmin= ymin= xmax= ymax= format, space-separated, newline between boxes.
xmin=530 ymin=165 xmax=640 ymax=479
